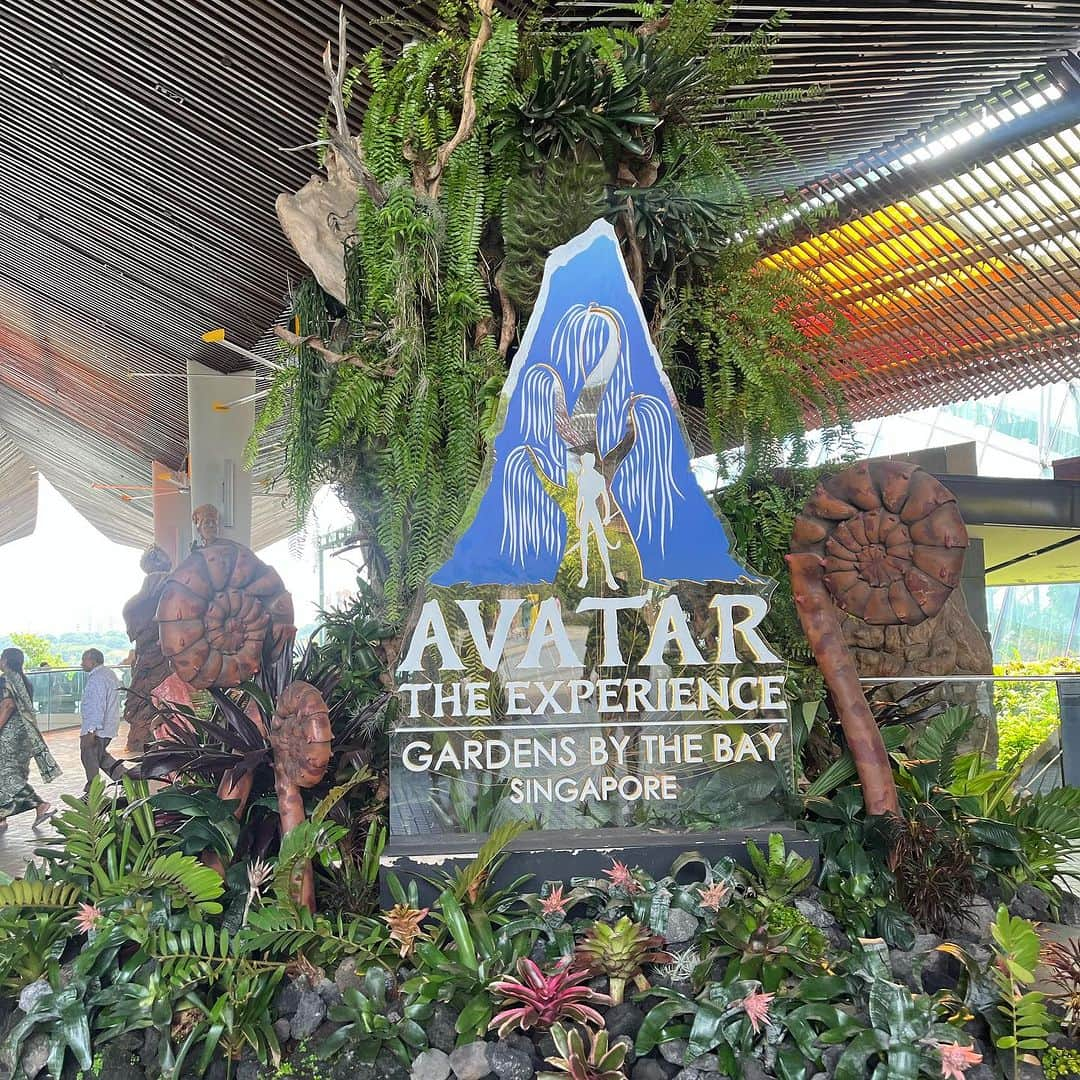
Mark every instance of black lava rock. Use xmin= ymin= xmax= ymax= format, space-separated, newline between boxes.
xmin=605 ymin=1004 xmax=645 ymax=1041
xmin=490 ymin=1042 xmax=535 ymax=1080
xmin=631 ymin=1059 xmax=679 ymax=1080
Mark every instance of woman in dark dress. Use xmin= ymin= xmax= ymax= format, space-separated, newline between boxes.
xmin=0 ymin=648 xmax=60 ymax=830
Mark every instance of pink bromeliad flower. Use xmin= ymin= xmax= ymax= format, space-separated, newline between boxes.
xmin=937 ymin=1043 xmax=983 ymax=1080
xmin=74 ymin=903 xmax=102 ymax=935
xmin=605 ymin=859 xmax=641 ymax=894
xmin=541 ymin=885 xmax=568 ymax=917
xmin=698 ymin=881 xmax=730 ymax=912
xmin=740 ymin=989 xmax=775 ymax=1035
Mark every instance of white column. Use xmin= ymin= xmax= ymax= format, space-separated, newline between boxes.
xmin=151 ymin=458 xmax=191 ymax=565
xmin=186 ymin=360 xmax=255 ymax=546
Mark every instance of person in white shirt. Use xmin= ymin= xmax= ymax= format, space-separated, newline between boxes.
xmin=79 ymin=649 xmax=127 ymax=789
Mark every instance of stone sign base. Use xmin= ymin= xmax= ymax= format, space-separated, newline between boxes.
xmin=380 ymin=827 xmax=817 ymax=906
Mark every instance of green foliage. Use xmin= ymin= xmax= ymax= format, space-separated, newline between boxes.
xmin=994 ymin=655 xmax=1080 ymax=766
xmin=829 ymin=978 xmax=974 ymax=1080
xmin=745 ymin=833 xmax=813 ymax=904
xmin=7 ymin=632 xmax=63 ymax=668
xmin=509 ymin=39 xmax=656 ymax=162
xmin=1045 ymin=1046 xmax=1080 ymax=1079
xmin=36 ymin=778 xmax=223 ymax=916
xmin=803 ymin=787 xmax=916 ymax=949
xmin=184 ymin=967 xmax=285 ymax=1074
xmin=403 ymin=889 xmax=536 ymax=1043
xmin=715 ymin=468 xmax=840 ymax=662
xmin=255 ymin=0 xmax=849 ymax=623
xmin=540 ymin=1023 xmax=628 ymax=1080
xmin=317 ymin=968 xmax=431 ymax=1063
xmin=0 ymin=909 xmax=71 ymax=991
xmin=574 ymin=916 xmax=670 ymax=1005
xmin=500 ymin=157 xmax=607 ymax=309
xmin=988 ymin=906 xmax=1057 ymax=1068
xmin=669 ymin=252 xmax=850 ymax=480
xmin=0 ymin=879 xmax=80 ymax=910
xmin=4 ymin=979 xmax=94 ymax=1077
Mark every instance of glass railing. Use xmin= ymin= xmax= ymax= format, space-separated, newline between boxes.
xmin=23 ymin=666 xmax=131 ymax=733
xmin=859 ymin=673 xmax=1080 ymax=792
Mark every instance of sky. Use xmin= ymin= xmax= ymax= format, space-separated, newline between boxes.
xmin=0 ymin=478 xmax=357 ymax=637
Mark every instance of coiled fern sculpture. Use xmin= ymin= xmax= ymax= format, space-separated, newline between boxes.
xmin=787 ymin=461 xmax=969 ymax=816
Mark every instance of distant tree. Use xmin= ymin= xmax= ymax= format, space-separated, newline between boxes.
xmin=9 ymin=632 xmax=64 ymax=669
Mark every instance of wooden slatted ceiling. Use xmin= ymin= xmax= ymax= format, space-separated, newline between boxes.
xmin=0 ymin=428 xmax=37 ymax=546
xmin=0 ymin=1 xmax=1079 ymax=550
xmin=552 ymin=1 xmax=1080 ymax=192
xmin=761 ymin=62 xmax=1080 ymax=422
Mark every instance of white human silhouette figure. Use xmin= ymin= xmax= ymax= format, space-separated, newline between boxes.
xmin=574 ymin=452 xmax=619 ymax=589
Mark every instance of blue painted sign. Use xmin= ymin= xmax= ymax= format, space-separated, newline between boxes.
xmin=390 ymin=221 xmax=791 ymax=839
xmin=434 ymin=220 xmax=756 ymax=589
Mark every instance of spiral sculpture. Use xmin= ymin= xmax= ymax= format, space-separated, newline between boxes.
xmin=155 ymin=539 xmax=295 ymax=689
xmin=269 ymin=681 xmax=333 ymax=910
xmin=787 ymin=461 xmax=969 ymax=816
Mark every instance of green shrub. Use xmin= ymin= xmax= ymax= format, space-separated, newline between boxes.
xmin=1045 ymin=1046 xmax=1080 ymax=1079
xmin=995 ymin=656 xmax=1080 ymax=766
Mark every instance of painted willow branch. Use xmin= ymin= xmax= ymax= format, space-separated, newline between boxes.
xmin=787 ymin=461 xmax=969 ymax=816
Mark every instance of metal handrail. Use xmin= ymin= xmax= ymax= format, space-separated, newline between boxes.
xmin=23 ymin=664 xmax=130 ymax=734
xmin=859 ymin=674 xmax=1080 ymax=683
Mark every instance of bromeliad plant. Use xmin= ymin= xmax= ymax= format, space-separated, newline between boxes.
xmin=488 ymin=957 xmax=610 ymax=1036
xmin=574 ymin=916 xmax=671 ymax=1005
xmin=745 ymin=832 xmax=814 ymax=906
xmin=539 ymin=1023 xmax=628 ymax=1080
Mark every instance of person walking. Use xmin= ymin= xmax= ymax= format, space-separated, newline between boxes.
xmin=79 ymin=649 xmax=127 ymax=788
xmin=0 ymin=647 xmax=60 ymax=831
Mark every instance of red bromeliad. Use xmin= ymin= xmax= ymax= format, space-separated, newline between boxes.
xmin=489 ymin=958 xmax=612 ymax=1037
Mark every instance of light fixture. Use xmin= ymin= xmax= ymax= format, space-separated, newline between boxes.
xmin=201 ymin=329 xmax=284 ymax=373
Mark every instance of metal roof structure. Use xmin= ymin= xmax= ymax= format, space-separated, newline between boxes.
xmin=761 ymin=59 xmax=1080 ymax=422
xmin=2 ymin=1 xmax=1080 ymax=548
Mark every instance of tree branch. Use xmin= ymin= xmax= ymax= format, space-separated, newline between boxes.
xmin=323 ymin=7 xmax=386 ymax=206
xmin=494 ymin=266 xmax=517 ymax=358
xmin=620 ymin=196 xmax=646 ymax=297
xmin=274 ymin=326 xmax=396 ymax=377
xmin=423 ymin=0 xmax=495 ymax=197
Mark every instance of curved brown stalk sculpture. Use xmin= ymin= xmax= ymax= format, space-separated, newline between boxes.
xmin=269 ymin=681 xmax=333 ymax=911
xmin=787 ymin=461 xmax=969 ymax=816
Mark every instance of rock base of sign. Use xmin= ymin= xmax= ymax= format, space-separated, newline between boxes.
xmin=379 ymin=827 xmax=817 ymax=905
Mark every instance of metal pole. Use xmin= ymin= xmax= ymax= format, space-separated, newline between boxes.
xmin=1058 ymin=677 xmax=1080 ymax=787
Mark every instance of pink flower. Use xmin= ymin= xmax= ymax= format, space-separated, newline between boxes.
xmin=541 ymin=885 xmax=568 ymax=916
xmin=605 ymin=859 xmax=641 ymax=894
xmin=937 ymin=1043 xmax=982 ymax=1080
xmin=698 ymin=881 xmax=729 ymax=912
xmin=740 ymin=989 xmax=775 ymax=1034
xmin=74 ymin=903 xmax=102 ymax=934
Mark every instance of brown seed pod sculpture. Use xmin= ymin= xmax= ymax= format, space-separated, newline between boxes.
xmin=787 ymin=461 xmax=969 ymax=817
xmin=269 ymin=681 xmax=333 ymax=911
xmin=156 ymin=539 xmax=294 ymax=689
